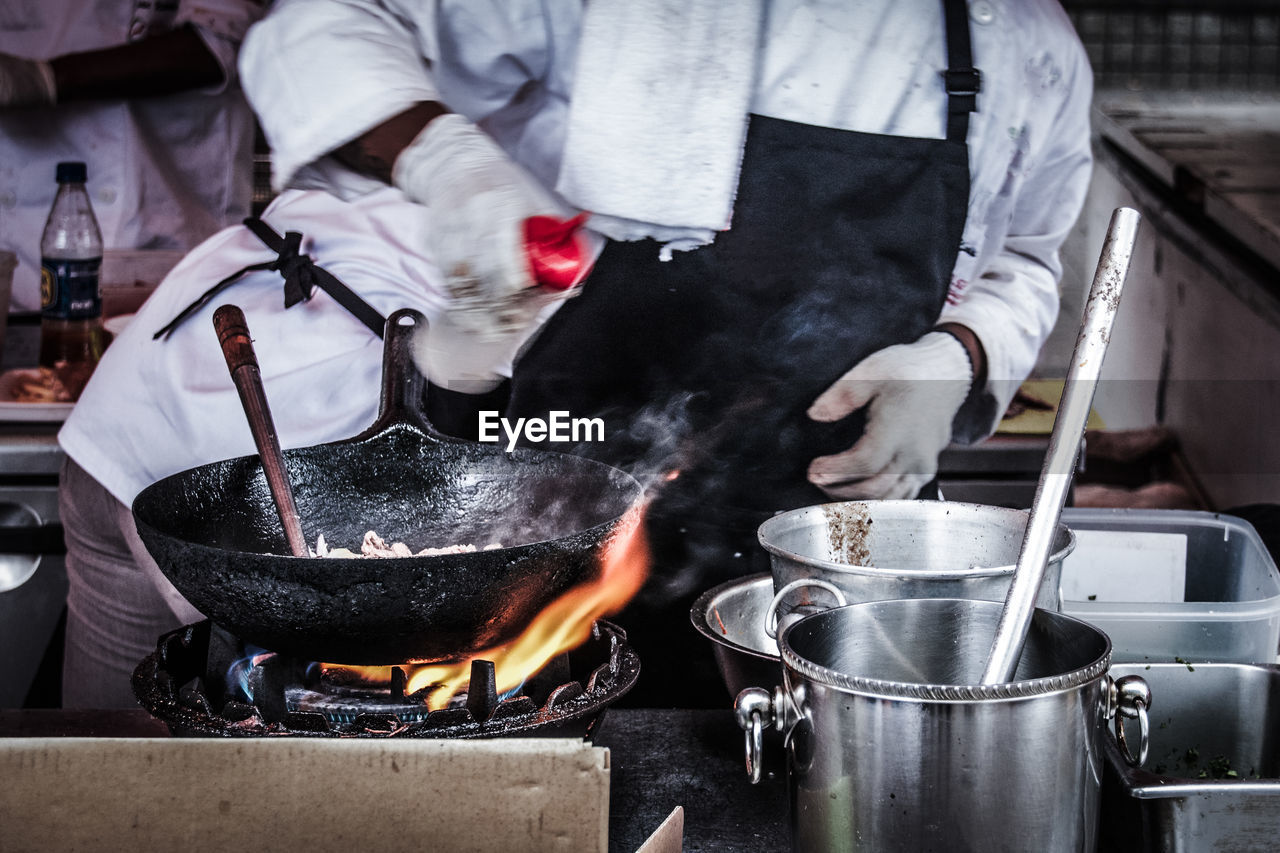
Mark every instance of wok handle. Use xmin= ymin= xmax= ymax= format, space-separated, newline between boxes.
xmin=350 ymin=307 xmax=449 ymax=441
xmin=213 ymin=304 xmax=310 ymax=558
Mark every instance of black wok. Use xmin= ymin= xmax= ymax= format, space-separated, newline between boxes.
xmin=132 ymin=309 xmax=644 ymax=665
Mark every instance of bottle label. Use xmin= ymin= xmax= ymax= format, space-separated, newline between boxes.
xmin=41 ymin=257 xmax=102 ymax=320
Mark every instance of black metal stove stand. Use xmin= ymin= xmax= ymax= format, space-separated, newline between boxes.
xmin=133 ymin=620 xmax=639 ymax=738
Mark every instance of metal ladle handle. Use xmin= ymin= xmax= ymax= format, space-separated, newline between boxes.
xmin=214 ymin=304 xmax=310 ymax=558
xmin=981 ymin=207 xmax=1141 ymax=684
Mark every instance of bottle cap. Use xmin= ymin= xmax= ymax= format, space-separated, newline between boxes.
xmin=55 ymin=162 xmax=87 ymax=184
xmin=524 ymin=213 xmax=589 ymax=291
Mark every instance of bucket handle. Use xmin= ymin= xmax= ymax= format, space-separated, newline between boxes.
xmin=734 ymin=685 xmax=800 ymax=785
xmin=765 ymin=579 xmax=848 ymax=640
xmin=735 ymin=687 xmax=774 ymax=784
xmin=1110 ymin=674 xmax=1152 ymax=767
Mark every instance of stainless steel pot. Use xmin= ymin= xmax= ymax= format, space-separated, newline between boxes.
xmin=736 ymin=598 xmax=1149 ymax=852
xmin=758 ymin=501 xmax=1075 ymax=635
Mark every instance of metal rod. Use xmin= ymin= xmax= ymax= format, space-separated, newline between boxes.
xmin=981 ymin=207 xmax=1141 ymax=685
xmin=213 ymin=304 xmax=310 ymax=558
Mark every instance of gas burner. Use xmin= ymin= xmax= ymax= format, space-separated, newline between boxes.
xmin=284 ymin=682 xmax=436 ymax=726
xmin=133 ymin=620 xmax=639 ymax=738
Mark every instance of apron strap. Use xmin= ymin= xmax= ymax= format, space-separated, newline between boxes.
xmin=941 ymin=0 xmax=981 ymax=143
xmin=152 ymin=217 xmax=387 ymax=341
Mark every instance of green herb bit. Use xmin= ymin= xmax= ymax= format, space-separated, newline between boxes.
xmin=1207 ymin=755 xmax=1234 ymax=779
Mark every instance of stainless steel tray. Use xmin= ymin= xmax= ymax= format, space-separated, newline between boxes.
xmin=1100 ymin=662 xmax=1280 ymax=852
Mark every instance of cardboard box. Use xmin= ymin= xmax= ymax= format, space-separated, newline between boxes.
xmin=1 ymin=737 xmax=614 ymax=852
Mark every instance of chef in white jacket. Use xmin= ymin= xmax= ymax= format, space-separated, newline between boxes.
xmin=0 ymin=0 xmax=266 ymax=312
xmin=58 ymin=0 xmax=1094 ymax=707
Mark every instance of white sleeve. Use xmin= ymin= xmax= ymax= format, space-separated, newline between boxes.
xmin=938 ymin=39 xmax=1095 ymax=442
xmin=239 ymin=0 xmax=569 ymax=192
xmin=238 ymin=0 xmax=442 ymax=191
xmin=174 ymin=0 xmax=267 ymax=90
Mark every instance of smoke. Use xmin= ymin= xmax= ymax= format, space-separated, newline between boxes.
xmin=574 ymin=389 xmax=770 ymax=609
xmin=601 ymin=391 xmax=703 ymax=491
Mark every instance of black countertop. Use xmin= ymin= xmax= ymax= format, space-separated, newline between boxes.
xmin=594 ymin=708 xmax=789 ymax=852
xmin=0 ymin=707 xmax=791 ymax=852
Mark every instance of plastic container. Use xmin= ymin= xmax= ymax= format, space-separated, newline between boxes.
xmin=1060 ymin=508 xmax=1280 ymax=664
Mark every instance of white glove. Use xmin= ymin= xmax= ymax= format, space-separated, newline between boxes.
xmin=806 ymin=331 xmax=973 ymax=500
xmin=0 ymin=52 xmax=56 ymax=107
xmin=393 ymin=113 xmax=578 ymax=341
xmin=413 ymin=308 xmax=534 ymax=394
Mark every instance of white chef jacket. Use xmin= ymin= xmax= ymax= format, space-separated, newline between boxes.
xmin=0 ymin=0 xmax=264 ymax=311
xmin=240 ymin=0 xmax=1094 ymax=439
xmin=58 ymin=186 xmax=452 ymax=506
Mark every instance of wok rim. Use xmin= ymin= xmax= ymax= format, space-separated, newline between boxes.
xmin=131 ymin=431 xmax=646 ymax=561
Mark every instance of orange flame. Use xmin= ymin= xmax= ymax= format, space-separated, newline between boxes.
xmin=325 ymin=501 xmax=650 ymax=711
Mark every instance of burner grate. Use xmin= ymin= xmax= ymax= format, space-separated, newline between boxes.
xmin=133 ymin=620 xmax=639 ymax=738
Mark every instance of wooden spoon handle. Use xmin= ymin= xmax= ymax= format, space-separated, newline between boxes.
xmin=214 ymin=304 xmax=309 ymax=558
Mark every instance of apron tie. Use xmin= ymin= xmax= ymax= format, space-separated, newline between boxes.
xmin=274 ymin=229 xmax=319 ymax=309
xmin=153 ymin=217 xmax=386 ymax=341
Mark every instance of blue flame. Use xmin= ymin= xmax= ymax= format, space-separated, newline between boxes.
xmin=225 ymin=646 xmax=275 ymax=702
xmin=498 ymin=679 xmax=527 ymax=702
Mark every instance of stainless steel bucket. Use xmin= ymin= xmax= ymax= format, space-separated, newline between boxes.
xmin=758 ymin=501 xmax=1075 ymax=634
xmin=736 ymin=598 xmax=1149 ymax=852
xmin=689 ymin=573 xmax=780 ymax=700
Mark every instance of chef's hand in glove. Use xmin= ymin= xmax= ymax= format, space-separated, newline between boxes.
xmin=413 ymin=306 xmax=547 ymax=395
xmin=807 ymin=330 xmax=976 ymax=500
xmin=393 ymin=113 xmax=591 ymax=342
xmin=0 ymin=52 xmax=56 ymax=107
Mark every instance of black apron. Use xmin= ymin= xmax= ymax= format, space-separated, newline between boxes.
xmin=506 ymin=1 xmax=981 ymax=705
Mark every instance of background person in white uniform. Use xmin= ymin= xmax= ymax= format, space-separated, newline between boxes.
xmin=0 ymin=0 xmax=264 ymax=708
xmin=0 ymin=0 xmax=266 ymax=313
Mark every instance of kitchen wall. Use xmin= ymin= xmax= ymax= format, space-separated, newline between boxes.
xmin=1062 ymin=0 xmax=1280 ymax=92
xmin=1047 ymin=142 xmax=1280 ymax=509
xmin=1038 ymin=1 xmax=1280 ymax=509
